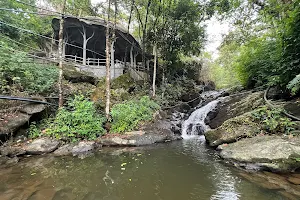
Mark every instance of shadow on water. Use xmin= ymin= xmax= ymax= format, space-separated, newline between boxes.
xmin=0 ymin=138 xmax=294 ymax=200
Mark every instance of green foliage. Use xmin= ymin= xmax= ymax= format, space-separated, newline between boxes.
xmin=0 ymin=45 xmax=58 ymax=94
xmin=235 ymin=36 xmax=282 ymax=88
xmin=47 ymin=96 xmax=106 ymax=141
xmin=287 ymin=74 xmax=300 ymax=95
xmin=110 ymin=96 xmax=160 ymax=133
xmin=219 ymin=0 xmax=300 ymax=90
xmin=28 ymin=122 xmax=42 ymax=139
xmin=252 ymin=106 xmax=296 ymax=134
xmin=0 ymin=0 xmax=52 ymax=47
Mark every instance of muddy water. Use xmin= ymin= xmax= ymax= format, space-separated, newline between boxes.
xmin=0 ymin=138 xmax=295 ymax=200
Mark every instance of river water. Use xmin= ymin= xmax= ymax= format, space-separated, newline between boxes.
xmin=0 ymin=137 xmax=289 ymax=200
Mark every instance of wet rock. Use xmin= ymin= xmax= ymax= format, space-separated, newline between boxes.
xmin=219 ymin=135 xmax=300 ymax=172
xmin=203 ymin=80 xmax=216 ymax=91
xmin=205 ymin=112 xmax=259 ymax=147
xmin=177 ymin=103 xmax=191 ymax=113
xmin=71 ymin=141 xmax=96 ymax=156
xmin=208 ymin=91 xmax=264 ymax=129
xmin=24 ymin=138 xmax=60 ymax=155
xmin=0 ymin=146 xmax=26 ymax=157
xmin=53 ymin=144 xmax=75 ymax=156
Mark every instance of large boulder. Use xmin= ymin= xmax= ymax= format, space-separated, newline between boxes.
xmin=63 ymin=66 xmax=98 ymax=85
xmin=24 ymin=138 xmax=60 ymax=155
xmin=218 ymin=135 xmax=300 ymax=172
xmin=205 ymin=112 xmax=260 ymax=147
xmin=208 ymin=91 xmax=264 ymax=129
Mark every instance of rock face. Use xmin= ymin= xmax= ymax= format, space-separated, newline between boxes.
xmin=205 ymin=112 xmax=260 ymax=147
xmin=208 ymin=91 xmax=264 ymax=129
xmin=24 ymin=138 xmax=60 ymax=155
xmin=218 ymin=135 xmax=300 ymax=172
xmin=0 ymin=102 xmax=47 ymax=139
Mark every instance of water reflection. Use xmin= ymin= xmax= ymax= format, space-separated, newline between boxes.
xmin=0 ymin=139 xmax=291 ymax=200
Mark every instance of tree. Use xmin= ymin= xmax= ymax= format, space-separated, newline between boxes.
xmin=79 ymin=24 xmax=95 ymax=65
xmin=105 ymin=0 xmax=112 ymax=119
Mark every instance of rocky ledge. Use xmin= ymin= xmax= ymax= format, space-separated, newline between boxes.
xmin=0 ymin=119 xmax=182 ymax=164
xmin=217 ymin=135 xmax=300 ymax=172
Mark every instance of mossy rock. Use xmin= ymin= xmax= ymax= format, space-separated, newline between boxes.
xmin=205 ymin=112 xmax=260 ymax=147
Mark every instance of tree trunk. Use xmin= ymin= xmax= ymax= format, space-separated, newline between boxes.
xmin=58 ymin=0 xmax=67 ymax=107
xmin=152 ymin=43 xmax=157 ymax=97
xmin=105 ymin=0 xmax=112 ymax=119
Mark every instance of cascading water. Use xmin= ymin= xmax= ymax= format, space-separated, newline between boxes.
xmin=181 ymin=100 xmax=219 ymax=139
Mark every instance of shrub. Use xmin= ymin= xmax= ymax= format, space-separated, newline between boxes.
xmin=110 ymin=96 xmax=160 ymax=133
xmin=47 ymin=95 xmax=106 ymax=141
xmin=0 ymin=45 xmax=58 ymax=94
xmin=251 ymin=106 xmax=295 ymax=134
xmin=287 ymin=74 xmax=300 ymax=95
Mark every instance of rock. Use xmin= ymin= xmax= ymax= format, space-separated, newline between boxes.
xmin=0 ymin=146 xmax=26 ymax=157
xmin=5 ymin=156 xmax=19 ymax=165
xmin=0 ymin=113 xmax=30 ymax=135
xmin=71 ymin=141 xmax=96 ymax=156
xmin=267 ymin=86 xmax=289 ymax=100
xmin=63 ymin=66 xmax=98 ymax=85
xmin=219 ymin=135 xmax=300 ymax=172
xmin=100 ymin=120 xmax=182 ymax=146
xmin=177 ymin=103 xmax=191 ymax=113
xmin=208 ymin=91 xmax=264 ymax=129
xmin=288 ymin=177 xmax=300 ymax=185
xmin=0 ymin=156 xmax=9 ymax=165
xmin=20 ymin=103 xmax=46 ymax=115
xmin=53 ymin=144 xmax=75 ymax=156
xmin=203 ymin=80 xmax=216 ymax=91
xmin=24 ymin=138 xmax=60 ymax=155
xmin=205 ymin=112 xmax=260 ymax=147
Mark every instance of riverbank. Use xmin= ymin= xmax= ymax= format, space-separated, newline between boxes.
xmin=204 ymin=89 xmax=300 ymax=173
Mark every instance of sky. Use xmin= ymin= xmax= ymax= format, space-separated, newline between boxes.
xmin=204 ymin=16 xmax=231 ymax=58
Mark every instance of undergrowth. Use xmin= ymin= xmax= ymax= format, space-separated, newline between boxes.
xmin=110 ymin=96 xmax=160 ymax=133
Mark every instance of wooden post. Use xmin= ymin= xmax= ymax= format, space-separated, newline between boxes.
xmin=58 ymin=0 xmax=67 ymax=107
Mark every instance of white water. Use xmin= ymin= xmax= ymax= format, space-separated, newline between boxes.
xmin=181 ymin=100 xmax=219 ymax=139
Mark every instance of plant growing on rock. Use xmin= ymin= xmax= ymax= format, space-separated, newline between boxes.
xmin=110 ymin=96 xmax=160 ymax=133
xmin=46 ymin=95 xmax=106 ymax=142
xmin=251 ymin=106 xmax=296 ymax=134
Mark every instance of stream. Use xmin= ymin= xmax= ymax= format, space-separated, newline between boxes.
xmin=0 ymin=138 xmax=290 ymax=200
xmin=0 ymin=92 xmax=295 ymax=200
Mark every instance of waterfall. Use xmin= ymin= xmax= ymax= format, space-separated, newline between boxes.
xmin=181 ymin=100 xmax=219 ymax=139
